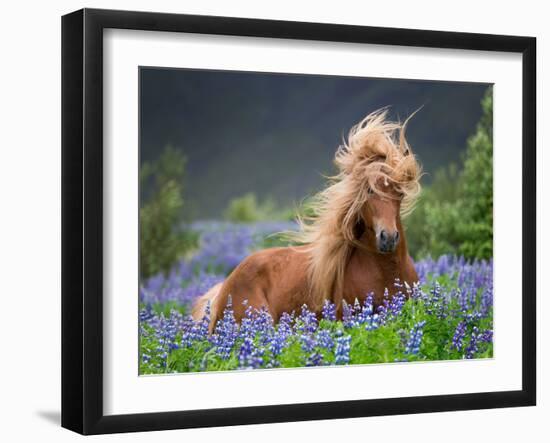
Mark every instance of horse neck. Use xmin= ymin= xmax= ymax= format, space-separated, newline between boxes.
xmin=394 ymin=217 xmax=409 ymax=260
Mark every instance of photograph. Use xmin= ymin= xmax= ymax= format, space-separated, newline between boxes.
xmin=138 ymin=68 xmax=494 ymax=374
xmin=1 ymin=0 xmax=544 ymax=439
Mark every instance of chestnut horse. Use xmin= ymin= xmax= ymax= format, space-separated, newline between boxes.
xmin=192 ymin=109 xmax=422 ymax=329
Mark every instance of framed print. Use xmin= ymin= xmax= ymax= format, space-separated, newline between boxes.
xmin=61 ymin=8 xmax=536 ymax=435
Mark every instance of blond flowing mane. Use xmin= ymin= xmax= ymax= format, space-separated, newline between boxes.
xmin=289 ymin=109 xmax=422 ymax=310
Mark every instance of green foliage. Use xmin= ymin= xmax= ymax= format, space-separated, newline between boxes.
xmin=454 ymin=90 xmax=493 ymax=258
xmin=406 ymin=87 xmax=493 ymax=260
xmin=223 ymin=192 xmax=294 ymax=222
xmin=223 ymin=193 xmax=263 ymax=223
xmin=140 ymin=146 xmax=197 ymax=278
xmin=406 ymin=165 xmax=461 ymax=258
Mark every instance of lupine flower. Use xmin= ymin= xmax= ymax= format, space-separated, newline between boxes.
xmin=364 ymin=313 xmax=380 ymax=331
xmin=269 ymin=332 xmax=287 ymax=357
xmin=181 ymin=302 xmax=210 ymax=348
xmin=299 ymin=333 xmax=316 ymax=353
xmin=278 ymin=311 xmax=294 ymax=338
xmin=452 ymin=321 xmax=467 ymax=351
xmin=210 ymin=296 xmax=239 ymax=359
xmin=306 ymin=352 xmax=323 ymax=367
xmin=297 ymin=304 xmax=318 ymax=334
xmin=426 ymin=282 xmax=446 ymax=319
xmin=342 ymin=301 xmax=355 ymax=329
xmin=465 ymin=326 xmax=480 ymax=359
xmin=362 ymin=293 xmax=374 ymax=316
xmin=139 ymin=306 xmax=154 ymax=323
xmin=253 ymin=307 xmax=275 ymax=345
xmin=479 ymin=329 xmax=493 ymax=343
xmin=321 ymin=300 xmax=337 ymax=321
xmin=238 ymin=302 xmax=255 ymax=341
xmin=316 ymin=329 xmax=334 ymax=350
xmin=405 ymin=321 xmax=426 ymax=355
xmin=335 ymin=334 xmax=351 ymax=365
xmin=238 ymin=337 xmax=264 ymax=369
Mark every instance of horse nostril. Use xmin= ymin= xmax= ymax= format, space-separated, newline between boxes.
xmin=394 ymin=231 xmax=400 ymax=242
xmin=380 ymin=230 xmax=387 ymax=241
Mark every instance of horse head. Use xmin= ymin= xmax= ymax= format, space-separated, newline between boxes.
xmin=335 ymin=110 xmax=422 ymax=255
xmin=360 ymin=178 xmax=403 ymax=253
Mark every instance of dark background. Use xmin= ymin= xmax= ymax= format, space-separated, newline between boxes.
xmin=140 ymin=67 xmax=490 ymax=219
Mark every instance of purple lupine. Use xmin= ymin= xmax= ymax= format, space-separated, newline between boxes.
xmin=196 ymin=302 xmax=211 ymax=339
xmin=211 ymin=297 xmax=239 ymax=360
xmin=377 ymin=289 xmax=406 ymax=325
xmin=452 ymin=321 xmax=467 ymax=351
xmin=316 ymin=329 xmax=334 ymax=350
xmin=253 ymin=307 xmax=275 ymax=342
xmin=362 ymin=293 xmax=374 ymax=316
xmin=238 ymin=337 xmax=264 ymax=369
xmin=479 ymin=329 xmax=493 ymax=343
xmin=140 ymin=272 xmax=224 ymax=306
xmin=321 ymin=300 xmax=337 ymax=322
xmin=267 ymin=312 xmax=294 ymax=366
xmin=278 ymin=311 xmax=294 ymax=338
xmin=139 ymin=305 xmax=154 ymax=323
xmin=181 ymin=302 xmax=211 ymax=348
xmin=405 ymin=321 xmax=426 ymax=355
xmin=347 ymin=293 xmax=380 ymax=331
xmin=425 ymin=282 xmax=446 ymax=319
xmin=465 ymin=326 xmax=480 ymax=359
xmin=364 ymin=313 xmax=380 ymax=331
xmin=387 ymin=292 xmax=407 ymax=317
xmin=409 ymin=282 xmax=424 ymax=301
xmin=306 ymin=352 xmax=323 ymax=367
xmin=147 ymin=310 xmax=186 ymax=368
xmin=342 ymin=301 xmax=355 ymax=329
xmin=238 ymin=302 xmax=255 ymax=341
xmin=464 ymin=311 xmax=483 ymax=324
xmin=299 ymin=333 xmax=316 ymax=353
xmin=296 ymin=304 xmax=318 ymax=334
xmin=480 ymin=285 xmax=493 ymax=317
xmin=269 ymin=332 xmax=287 ymax=358
xmin=335 ymin=333 xmax=351 ymax=365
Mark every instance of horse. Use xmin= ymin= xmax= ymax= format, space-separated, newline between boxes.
xmin=192 ymin=109 xmax=422 ymax=330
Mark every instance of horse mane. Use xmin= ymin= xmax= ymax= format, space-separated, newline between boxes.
xmin=288 ymin=109 xmax=422 ymax=310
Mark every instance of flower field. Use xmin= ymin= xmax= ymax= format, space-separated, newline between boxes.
xmin=139 ymin=222 xmax=493 ymax=374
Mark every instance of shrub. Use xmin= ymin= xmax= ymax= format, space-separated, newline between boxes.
xmin=140 ymin=146 xmax=197 ymax=278
xmin=223 ymin=193 xmax=264 ymax=223
xmin=406 ymin=87 xmax=493 ymax=260
xmin=223 ymin=192 xmax=293 ymax=222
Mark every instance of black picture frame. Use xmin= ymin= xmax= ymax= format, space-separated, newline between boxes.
xmin=61 ymin=8 xmax=536 ymax=435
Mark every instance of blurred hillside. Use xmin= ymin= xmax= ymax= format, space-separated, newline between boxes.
xmin=140 ymin=68 xmax=490 ymax=219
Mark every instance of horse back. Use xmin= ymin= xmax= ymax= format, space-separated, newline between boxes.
xmin=214 ymin=246 xmax=311 ymax=323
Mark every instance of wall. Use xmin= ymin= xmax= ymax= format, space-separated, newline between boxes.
xmin=0 ymin=0 xmax=546 ymax=441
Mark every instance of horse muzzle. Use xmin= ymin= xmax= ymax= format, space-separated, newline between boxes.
xmin=377 ymin=229 xmax=400 ymax=253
